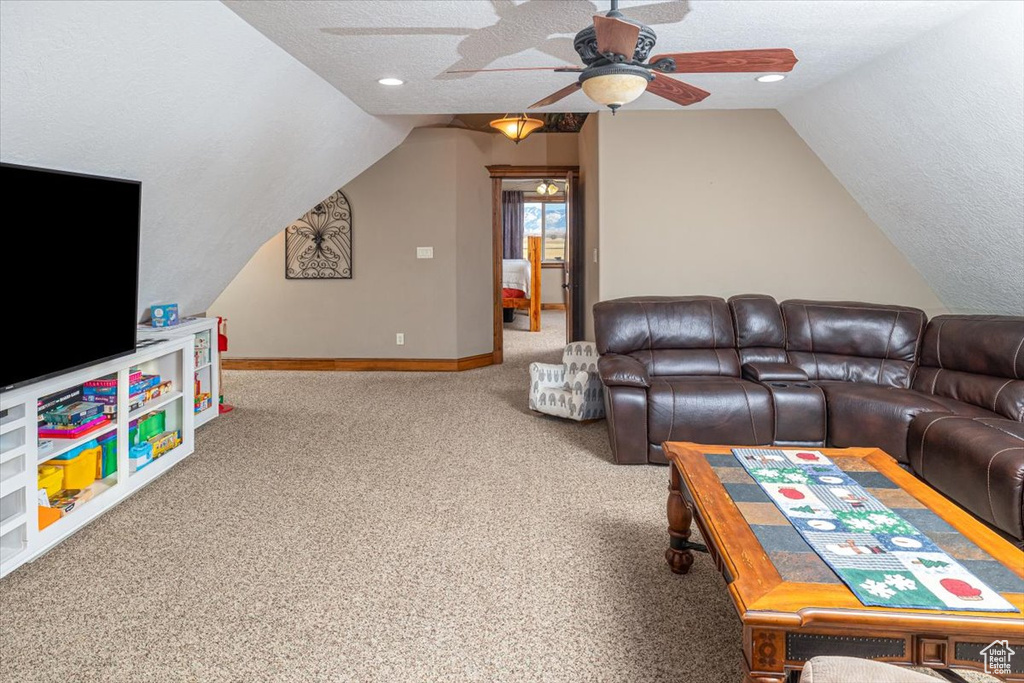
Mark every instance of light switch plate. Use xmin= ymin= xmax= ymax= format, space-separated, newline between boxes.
xmin=417 ymin=247 xmax=433 ymax=259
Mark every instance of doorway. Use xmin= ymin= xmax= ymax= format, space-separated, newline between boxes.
xmin=488 ymin=165 xmax=583 ymax=363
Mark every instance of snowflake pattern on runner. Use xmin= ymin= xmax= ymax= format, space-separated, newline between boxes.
xmin=861 ymin=579 xmax=896 ymax=599
xmin=732 ymin=448 xmax=1017 ymax=612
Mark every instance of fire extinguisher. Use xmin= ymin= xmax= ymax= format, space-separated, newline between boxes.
xmin=217 ymin=316 xmax=234 ymax=414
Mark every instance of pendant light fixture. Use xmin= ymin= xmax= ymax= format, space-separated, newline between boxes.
xmin=489 ymin=113 xmax=544 ymax=144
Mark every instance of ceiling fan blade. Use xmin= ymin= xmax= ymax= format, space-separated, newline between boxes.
xmin=447 ymin=66 xmax=582 ymax=74
xmin=645 ymin=73 xmax=710 ymax=106
xmin=593 ymin=14 xmax=640 ymax=59
xmin=528 ymin=81 xmax=582 ymax=109
xmin=648 ymin=48 xmax=798 ymax=73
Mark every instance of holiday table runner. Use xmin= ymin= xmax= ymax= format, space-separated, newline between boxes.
xmin=732 ymin=448 xmax=1017 ymax=612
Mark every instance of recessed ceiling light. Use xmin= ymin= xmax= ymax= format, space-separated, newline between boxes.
xmin=378 ymin=77 xmax=404 ymax=86
xmin=755 ymin=74 xmax=786 ymax=83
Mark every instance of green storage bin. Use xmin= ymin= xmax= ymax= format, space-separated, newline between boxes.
xmin=98 ymin=437 xmax=117 ymax=478
xmin=139 ymin=411 xmax=165 ymax=442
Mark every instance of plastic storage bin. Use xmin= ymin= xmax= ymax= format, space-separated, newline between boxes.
xmin=139 ymin=411 xmax=165 ymax=442
xmin=44 ymin=446 xmax=99 ymax=489
xmin=38 ymin=506 xmax=61 ymax=531
xmin=129 ymin=442 xmax=153 ymax=473
xmin=37 ymin=466 xmax=64 ymax=499
xmin=97 ymin=433 xmax=117 ymax=478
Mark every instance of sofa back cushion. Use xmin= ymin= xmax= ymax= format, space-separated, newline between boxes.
xmin=593 ymin=297 xmax=740 ymax=377
xmin=729 ymin=294 xmax=787 ymax=364
xmin=912 ymin=315 xmax=1024 ymax=421
xmin=781 ymin=300 xmax=926 ymax=387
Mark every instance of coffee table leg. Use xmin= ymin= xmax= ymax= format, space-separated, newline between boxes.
xmin=666 ymin=462 xmax=696 ymax=574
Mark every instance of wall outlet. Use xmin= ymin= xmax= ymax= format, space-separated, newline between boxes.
xmin=593 ymin=248 xmax=599 ymax=263
xmin=416 ymin=247 xmax=433 ymax=259
xmin=396 ymin=332 xmax=405 ymax=346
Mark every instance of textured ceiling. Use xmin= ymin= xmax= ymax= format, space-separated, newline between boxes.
xmin=224 ymin=0 xmax=983 ymax=115
xmin=781 ymin=1 xmax=1024 ymax=315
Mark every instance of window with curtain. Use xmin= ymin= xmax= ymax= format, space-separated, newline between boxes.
xmin=522 ymin=201 xmax=567 ymax=261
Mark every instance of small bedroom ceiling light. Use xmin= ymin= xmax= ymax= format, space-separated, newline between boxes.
xmin=377 ymin=77 xmax=404 ymax=86
xmin=489 ymin=114 xmax=544 ymax=144
xmin=536 ymin=180 xmax=559 ymax=195
xmin=755 ymin=74 xmax=786 ymax=83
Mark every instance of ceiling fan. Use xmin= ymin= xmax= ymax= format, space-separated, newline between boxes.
xmin=450 ymin=0 xmax=797 ymax=112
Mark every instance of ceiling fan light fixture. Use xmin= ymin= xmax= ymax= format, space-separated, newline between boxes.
xmin=489 ymin=114 xmax=544 ymax=144
xmin=580 ymin=64 xmax=653 ymax=112
xmin=536 ymin=180 xmax=559 ymax=195
xmin=377 ymin=77 xmax=404 ymax=86
xmin=755 ymin=74 xmax=786 ymax=83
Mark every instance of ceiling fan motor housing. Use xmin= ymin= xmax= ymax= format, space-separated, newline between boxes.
xmin=573 ymin=20 xmax=657 ymax=65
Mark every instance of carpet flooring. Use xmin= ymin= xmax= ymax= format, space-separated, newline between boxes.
xmin=0 ymin=312 xmax=745 ymax=681
xmin=0 ymin=312 xmax=986 ymax=682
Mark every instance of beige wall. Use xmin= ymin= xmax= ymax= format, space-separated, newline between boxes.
xmin=490 ymin=131 xmax=579 ymax=166
xmin=578 ymin=115 xmax=601 ymax=339
xmin=595 ymin=110 xmax=946 ymax=317
xmin=210 ymin=127 xmax=578 ymax=359
xmin=210 ymin=128 xmax=492 ymax=359
xmin=454 ymin=132 xmax=495 ymax=357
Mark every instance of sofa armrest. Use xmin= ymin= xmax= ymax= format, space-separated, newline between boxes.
xmin=741 ymin=362 xmax=808 ymax=382
xmin=598 ymin=354 xmax=650 ymax=388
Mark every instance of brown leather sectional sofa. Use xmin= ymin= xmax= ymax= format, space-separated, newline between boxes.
xmin=593 ymin=295 xmax=1024 ymax=542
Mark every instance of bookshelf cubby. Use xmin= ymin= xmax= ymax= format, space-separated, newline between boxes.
xmin=0 ymin=335 xmax=195 ymax=578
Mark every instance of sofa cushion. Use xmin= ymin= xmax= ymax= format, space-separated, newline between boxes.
xmin=912 ymin=315 xmax=1024 ymax=421
xmin=781 ymin=300 xmax=926 ymax=387
xmin=913 ymin=368 xmax=1024 ymax=422
xmin=594 ymin=297 xmax=740 ymax=377
xmin=648 ymin=376 xmax=773 ymax=446
xmin=916 ymin=393 xmax=1002 ymax=420
xmin=919 ymin=315 xmax=1024 ymax=378
xmin=802 ymin=657 xmax=936 ymax=683
xmin=729 ymin=294 xmax=787 ymax=364
xmin=818 ymin=383 xmax=952 ymax=463
xmin=908 ymin=415 xmax=1024 ymax=541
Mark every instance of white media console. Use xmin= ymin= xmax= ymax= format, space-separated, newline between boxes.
xmin=0 ymin=318 xmax=221 ymax=578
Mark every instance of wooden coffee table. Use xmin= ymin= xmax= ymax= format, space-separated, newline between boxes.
xmin=664 ymin=442 xmax=1024 ymax=682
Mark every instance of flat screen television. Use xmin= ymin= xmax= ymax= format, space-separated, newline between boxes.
xmin=0 ymin=163 xmax=141 ymax=392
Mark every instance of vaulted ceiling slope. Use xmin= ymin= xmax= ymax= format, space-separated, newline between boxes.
xmin=0 ymin=1 xmax=441 ymax=317
xmin=781 ymin=1 xmax=1024 ymax=315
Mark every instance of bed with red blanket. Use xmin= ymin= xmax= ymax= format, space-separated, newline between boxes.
xmin=501 ymin=236 xmax=541 ymax=332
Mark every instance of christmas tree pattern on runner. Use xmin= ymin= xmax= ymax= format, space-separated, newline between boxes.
xmin=732 ymin=448 xmax=1017 ymax=612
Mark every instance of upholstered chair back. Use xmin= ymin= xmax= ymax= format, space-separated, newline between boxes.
xmin=912 ymin=315 xmax=1024 ymax=421
xmin=563 ymin=342 xmax=598 ymax=376
xmin=780 ymin=300 xmax=926 ymax=387
xmin=593 ymin=297 xmax=740 ymax=377
xmin=729 ymin=294 xmax=787 ymax=364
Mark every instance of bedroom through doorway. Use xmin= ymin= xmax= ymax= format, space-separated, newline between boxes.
xmin=489 ymin=165 xmax=582 ymax=362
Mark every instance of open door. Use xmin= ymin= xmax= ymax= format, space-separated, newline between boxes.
xmin=564 ymin=170 xmax=584 ymax=342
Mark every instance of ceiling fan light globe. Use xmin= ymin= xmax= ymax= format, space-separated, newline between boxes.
xmin=581 ymin=73 xmax=649 ymax=109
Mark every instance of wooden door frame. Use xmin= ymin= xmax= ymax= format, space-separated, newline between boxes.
xmin=487 ymin=165 xmax=579 ymax=365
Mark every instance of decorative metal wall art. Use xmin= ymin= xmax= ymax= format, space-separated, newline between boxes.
xmin=285 ymin=189 xmax=352 ymax=279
